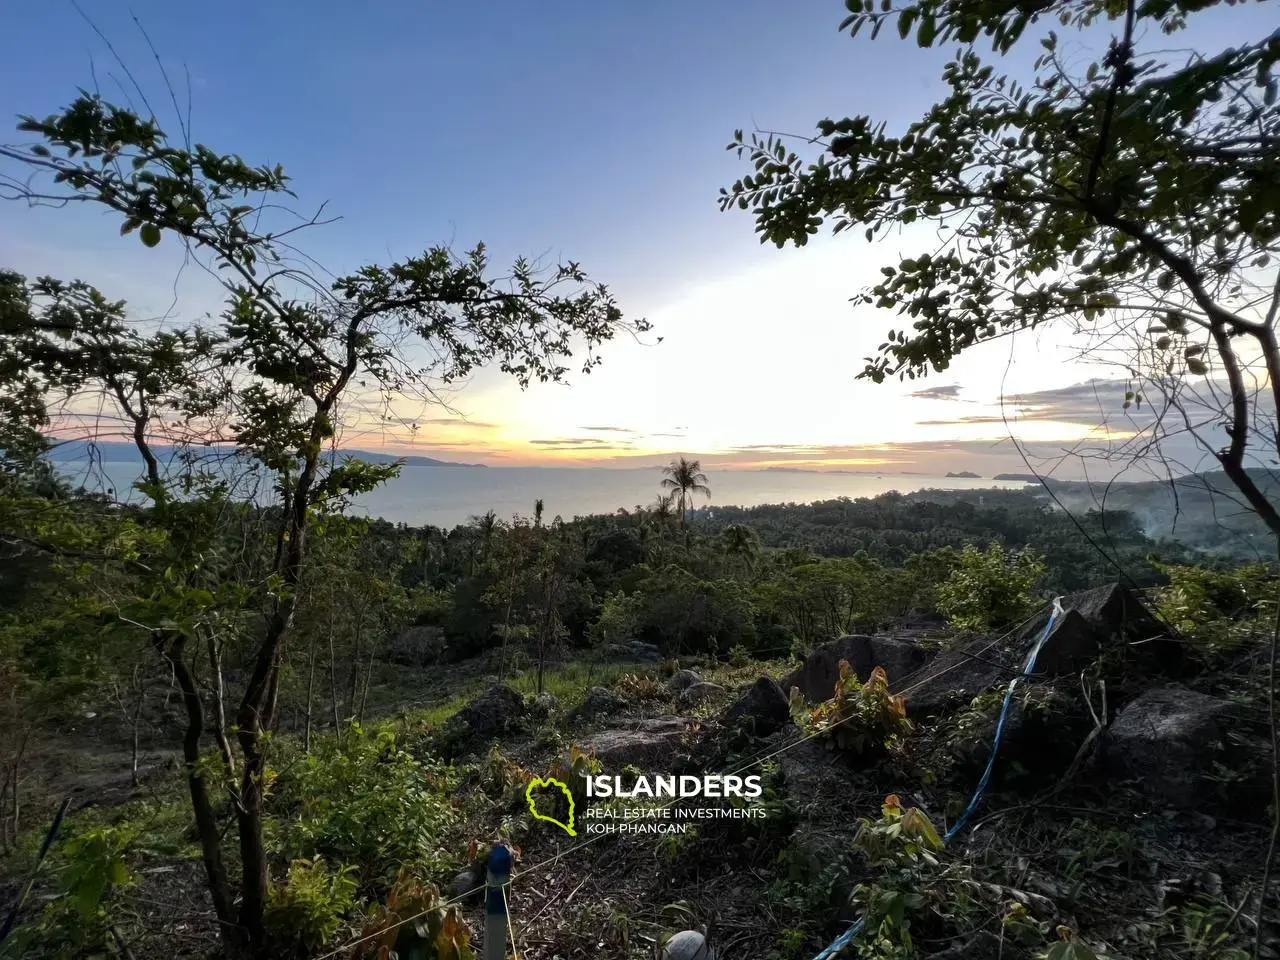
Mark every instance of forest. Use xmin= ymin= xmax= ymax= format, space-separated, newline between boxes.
xmin=2 ymin=0 xmax=1279 ymax=956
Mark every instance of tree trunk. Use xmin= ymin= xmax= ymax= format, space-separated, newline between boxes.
xmin=206 ymin=634 xmax=235 ymax=778
xmin=328 ymin=626 xmax=341 ymax=733
xmin=161 ymin=638 xmax=237 ymax=946
xmin=346 ymin=613 xmax=366 ymax=719
xmin=358 ymin=655 xmax=374 ymax=726
xmin=129 ymin=682 xmax=145 ymax=788
xmin=304 ymin=630 xmax=318 ymax=754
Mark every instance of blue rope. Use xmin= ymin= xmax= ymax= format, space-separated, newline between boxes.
xmin=810 ymin=599 xmax=1064 ymax=960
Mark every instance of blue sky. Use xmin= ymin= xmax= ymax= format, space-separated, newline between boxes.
xmin=1 ymin=1 xmax=1272 ymax=477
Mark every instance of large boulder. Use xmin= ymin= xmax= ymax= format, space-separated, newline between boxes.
xmin=676 ymin=682 xmax=726 ymax=710
xmin=444 ymin=684 xmax=525 ymax=742
xmin=784 ymin=635 xmax=934 ymax=704
xmin=387 ymin=624 xmax=446 ymax=666
xmin=722 ymin=677 xmax=791 ymax=735
xmin=579 ymin=685 xmax=629 ymax=719
xmin=907 ymin=583 xmax=1182 ymax=718
xmin=1100 ymin=687 xmax=1239 ymax=808
xmin=580 ymin=717 xmax=695 ymax=768
xmin=1028 ymin=583 xmax=1184 ymax=678
xmin=667 ymin=669 xmax=703 ymax=695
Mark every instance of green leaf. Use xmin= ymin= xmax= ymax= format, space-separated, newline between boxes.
xmin=140 ymin=223 xmax=162 ymax=248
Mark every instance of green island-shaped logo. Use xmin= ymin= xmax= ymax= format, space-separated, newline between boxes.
xmin=525 ymin=777 xmax=576 ymax=836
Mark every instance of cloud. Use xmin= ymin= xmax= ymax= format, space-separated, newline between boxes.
xmin=916 ymin=379 xmax=1148 ymax=427
xmin=917 ymin=415 xmax=1010 ymax=426
xmin=528 ymin=437 xmax=632 ymax=447
xmin=421 ymin=418 xmax=501 ymax=429
xmin=910 ymin=385 xmax=964 ymax=401
xmin=579 ymin=425 xmax=636 ymax=434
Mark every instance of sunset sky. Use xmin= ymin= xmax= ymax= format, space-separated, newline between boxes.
xmin=2 ymin=1 xmax=1271 ymax=477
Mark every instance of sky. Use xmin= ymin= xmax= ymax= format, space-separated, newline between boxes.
xmin=0 ymin=0 xmax=1271 ymax=477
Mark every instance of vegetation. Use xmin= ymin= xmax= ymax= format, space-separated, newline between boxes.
xmin=1 ymin=0 xmax=1277 ymax=957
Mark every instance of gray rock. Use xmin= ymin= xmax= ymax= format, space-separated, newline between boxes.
xmin=662 ymin=930 xmax=715 ymax=960
xmin=453 ymin=869 xmax=480 ymax=901
xmin=580 ymin=717 xmax=694 ymax=767
xmin=676 ymin=682 xmax=726 ymax=709
xmin=628 ymin=641 xmax=663 ymax=661
xmin=784 ymin=635 xmax=933 ymax=704
xmin=580 ymin=685 xmax=629 ymax=718
xmin=1026 ymin=583 xmax=1184 ymax=677
xmin=667 ymin=669 xmax=703 ymax=695
xmin=444 ymin=684 xmax=525 ymax=742
xmin=722 ymin=677 xmax=791 ymax=734
xmin=529 ymin=692 xmax=560 ymax=717
xmin=387 ymin=624 xmax=446 ymax=666
xmin=1100 ymin=687 xmax=1238 ymax=808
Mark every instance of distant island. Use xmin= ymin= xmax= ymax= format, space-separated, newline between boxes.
xmin=44 ymin=439 xmax=484 ymax=469
xmin=945 ymin=470 xmax=982 ymax=478
xmin=993 ymin=473 xmax=1044 ymax=482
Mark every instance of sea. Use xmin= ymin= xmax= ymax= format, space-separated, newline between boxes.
xmin=55 ymin=458 xmax=1031 ymax=530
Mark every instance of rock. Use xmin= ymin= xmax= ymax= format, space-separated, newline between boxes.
xmin=628 ymin=640 xmax=663 ymax=661
xmin=667 ymin=669 xmax=703 ymax=695
xmin=784 ymin=635 xmax=934 ymax=704
xmin=529 ymin=692 xmax=560 ymax=717
xmin=1100 ymin=687 xmax=1239 ymax=807
xmin=909 ymin=583 xmax=1182 ymax=719
xmin=662 ymin=930 xmax=715 ymax=960
xmin=444 ymin=684 xmax=525 ymax=742
xmin=676 ymin=682 xmax=726 ymax=709
xmin=600 ymin=641 xmax=663 ymax=662
xmin=904 ymin=646 xmax=1008 ymax=718
xmin=387 ymin=624 xmax=446 ymax=666
xmin=1027 ymin=583 xmax=1184 ymax=677
xmin=580 ymin=685 xmax=629 ymax=718
xmin=722 ymin=677 xmax=791 ymax=734
xmin=453 ymin=869 xmax=481 ymax=902
xmin=580 ymin=717 xmax=695 ymax=767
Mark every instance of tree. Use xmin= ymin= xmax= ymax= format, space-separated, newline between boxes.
xmin=660 ymin=457 xmax=711 ymax=527
xmin=935 ymin=542 xmax=1046 ymax=631
xmin=720 ymin=0 xmax=1280 ymax=537
xmin=0 ymin=90 xmax=643 ymax=956
xmin=722 ymin=523 xmax=761 ymax=579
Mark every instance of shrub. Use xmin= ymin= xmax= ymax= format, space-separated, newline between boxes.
xmin=1151 ymin=561 xmax=1275 ymax=663
xmin=615 ymin=672 xmax=663 ymax=699
xmin=935 ymin=543 xmax=1045 ymax=631
xmin=791 ymin=662 xmax=913 ymax=758
xmin=270 ymin=726 xmax=458 ymax=887
xmin=355 ymin=869 xmax=475 ymax=960
xmin=263 ymin=857 xmax=358 ymax=959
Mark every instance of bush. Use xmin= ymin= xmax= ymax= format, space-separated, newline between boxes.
xmin=264 ymin=858 xmax=358 ymax=959
xmin=270 ymin=726 xmax=458 ymax=887
xmin=791 ymin=662 xmax=913 ymax=758
xmin=1151 ymin=561 xmax=1275 ymax=663
xmin=935 ymin=543 xmax=1045 ymax=631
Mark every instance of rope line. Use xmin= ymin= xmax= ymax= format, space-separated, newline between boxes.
xmin=810 ymin=598 xmax=1064 ymax=960
xmin=318 ymin=602 xmax=1061 ymax=959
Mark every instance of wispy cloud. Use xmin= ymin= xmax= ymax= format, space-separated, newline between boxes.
xmin=579 ymin=425 xmax=636 ymax=434
xmin=421 ymin=418 xmax=501 ymax=429
xmin=910 ymin=384 xmax=965 ymax=401
xmin=528 ymin=437 xmax=632 ymax=447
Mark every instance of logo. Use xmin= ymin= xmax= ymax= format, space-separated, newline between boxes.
xmin=525 ymin=777 xmax=576 ymax=836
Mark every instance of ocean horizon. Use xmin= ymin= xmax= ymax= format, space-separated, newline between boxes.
xmin=55 ymin=457 xmax=1033 ymax=529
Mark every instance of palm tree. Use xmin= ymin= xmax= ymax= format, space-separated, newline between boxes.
xmin=660 ymin=457 xmax=711 ymax=527
xmin=722 ymin=523 xmax=760 ymax=579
